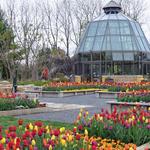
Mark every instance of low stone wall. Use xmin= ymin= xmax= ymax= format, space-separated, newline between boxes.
xmin=102 ymin=75 xmax=144 ymax=82
xmin=107 ymin=101 xmax=150 ymax=113
xmin=0 ymin=107 xmax=55 ymax=116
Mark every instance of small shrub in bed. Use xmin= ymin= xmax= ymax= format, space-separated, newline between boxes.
xmin=0 ymin=98 xmax=39 ymax=111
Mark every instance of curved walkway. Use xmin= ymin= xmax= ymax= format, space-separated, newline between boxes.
xmin=17 ymin=94 xmax=112 ymax=123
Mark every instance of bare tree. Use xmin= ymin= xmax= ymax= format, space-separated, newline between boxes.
xmin=42 ymin=0 xmax=62 ymax=50
xmin=117 ymin=0 xmax=147 ymax=23
xmin=71 ymin=0 xmax=102 ymax=47
xmin=59 ymin=0 xmax=72 ymax=56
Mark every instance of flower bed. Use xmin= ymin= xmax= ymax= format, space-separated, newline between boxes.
xmin=0 ymin=98 xmax=39 ymax=111
xmin=75 ymin=107 xmax=150 ymax=147
xmin=43 ymin=82 xmax=150 ymax=92
xmin=0 ymin=119 xmax=136 ymax=150
xmin=117 ymin=90 xmax=150 ymax=103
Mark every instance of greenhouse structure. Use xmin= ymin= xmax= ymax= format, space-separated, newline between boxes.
xmin=74 ymin=0 xmax=150 ymax=81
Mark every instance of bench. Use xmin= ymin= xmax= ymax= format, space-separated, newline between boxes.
xmin=95 ymin=91 xmax=122 ymax=99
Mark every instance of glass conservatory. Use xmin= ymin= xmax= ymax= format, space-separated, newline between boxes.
xmin=74 ymin=0 xmax=150 ymax=81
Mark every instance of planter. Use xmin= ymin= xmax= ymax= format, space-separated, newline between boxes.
xmin=96 ymin=91 xmax=121 ymax=99
xmin=25 ymin=89 xmax=98 ymax=98
xmin=107 ymin=101 xmax=150 ymax=113
xmin=0 ymin=107 xmax=55 ymax=116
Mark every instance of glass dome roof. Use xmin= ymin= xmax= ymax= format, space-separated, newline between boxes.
xmin=77 ymin=0 xmax=150 ymax=54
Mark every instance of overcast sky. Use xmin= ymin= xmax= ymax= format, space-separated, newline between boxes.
xmin=1 ymin=0 xmax=150 ymax=51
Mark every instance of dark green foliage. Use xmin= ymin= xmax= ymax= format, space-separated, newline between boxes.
xmin=0 ymin=98 xmax=39 ymax=111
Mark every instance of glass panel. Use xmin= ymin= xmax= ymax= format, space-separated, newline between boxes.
xmin=102 ymin=36 xmax=111 ymax=50
xmin=101 ymin=52 xmax=105 ymax=61
xmin=113 ymin=63 xmax=122 ymax=74
xmin=111 ymin=36 xmax=122 ymax=50
xmin=132 ymin=37 xmax=138 ymax=50
xmin=119 ymin=21 xmax=131 ymax=35
xmin=87 ymin=22 xmax=98 ymax=36
xmin=141 ymin=38 xmax=149 ymax=51
xmin=82 ymin=54 xmax=91 ymax=61
xmin=109 ymin=21 xmax=119 ymax=34
xmin=124 ymin=63 xmax=134 ymax=75
xmin=121 ymin=36 xmax=133 ymax=50
xmin=112 ymin=52 xmax=123 ymax=61
xmin=92 ymin=64 xmax=100 ymax=78
xmin=147 ymin=54 xmax=150 ymax=60
xmin=135 ymin=23 xmax=144 ymax=37
xmin=130 ymin=21 xmax=139 ymax=36
xmin=92 ymin=53 xmax=100 ymax=61
xmin=124 ymin=53 xmax=134 ymax=61
xmin=96 ymin=21 xmax=107 ymax=35
xmin=137 ymin=37 xmax=145 ymax=51
xmin=84 ymin=37 xmax=94 ymax=51
xmin=79 ymin=39 xmax=85 ymax=52
xmin=93 ymin=36 xmax=103 ymax=51
xmin=105 ymin=52 xmax=112 ymax=60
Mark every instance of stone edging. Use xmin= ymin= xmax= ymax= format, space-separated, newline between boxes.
xmin=106 ymin=101 xmax=150 ymax=113
xmin=137 ymin=142 xmax=150 ymax=150
xmin=24 ymin=90 xmax=97 ymax=97
xmin=0 ymin=107 xmax=55 ymax=116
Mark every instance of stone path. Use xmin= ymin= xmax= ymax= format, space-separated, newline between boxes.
xmin=16 ymin=94 xmax=112 ymax=123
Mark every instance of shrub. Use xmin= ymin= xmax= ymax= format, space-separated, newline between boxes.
xmin=0 ymin=98 xmax=39 ymax=111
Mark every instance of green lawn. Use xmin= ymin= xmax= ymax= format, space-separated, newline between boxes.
xmin=0 ymin=116 xmax=74 ymax=130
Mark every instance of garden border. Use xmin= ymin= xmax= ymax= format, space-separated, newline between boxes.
xmin=107 ymin=101 xmax=150 ymax=112
xmin=0 ymin=107 xmax=57 ymax=116
xmin=95 ymin=91 xmax=121 ymax=99
xmin=24 ymin=89 xmax=98 ymax=97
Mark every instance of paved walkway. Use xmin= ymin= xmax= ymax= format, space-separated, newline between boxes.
xmin=17 ymin=94 xmax=112 ymax=123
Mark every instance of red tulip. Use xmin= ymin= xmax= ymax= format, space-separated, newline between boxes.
xmin=0 ymin=143 xmax=4 ymax=150
xmin=0 ymin=126 xmax=3 ymax=133
xmin=53 ymin=129 xmax=60 ymax=137
xmin=23 ymin=139 xmax=29 ymax=147
xmin=18 ymin=119 xmax=23 ymax=126
xmin=76 ymin=134 xmax=81 ymax=140
xmin=9 ymin=126 xmax=16 ymax=132
xmin=38 ymin=129 xmax=43 ymax=137
xmin=35 ymin=121 xmax=43 ymax=127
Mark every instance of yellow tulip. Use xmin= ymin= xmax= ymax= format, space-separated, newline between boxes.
xmin=86 ymin=111 xmax=89 ymax=115
xmin=145 ymin=119 xmax=148 ymax=123
xmin=68 ymin=135 xmax=73 ymax=142
xmin=1 ymin=137 xmax=6 ymax=144
xmin=60 ymin=139 xmax=66 ymax=146
xmin=45 ymin=125 xmax=49 ymax=130
xmin=142 ymin=116 xmax=145 ymax=121
xmin=99 ymin=115 xmax=103 ymax=121
xmin=51 ymin=135 xmax=56 ymax=140
xmin=84 ymin=129 xmax=88 ymax=136
xmin=31 ymin=139 xmax=36 ymax=146
xmin=46 ymin=129 xmax=50 ymax=134
xmin=79 ymin=113 xmax=82 ymax=117
xmin=129 ymin=147 xmax=134 ymax=150
xmin=29 ymin=123 xmax=33 ymax=130
xmin=49 ymin=145 xmax=53 ymax=150
xmin=34 ymin=126 xmax=38 ymax=131
xmin=60 ymin=127 xmax=65 ymax=133
xmin=132 ymin=116 xmax=135 ymax=120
